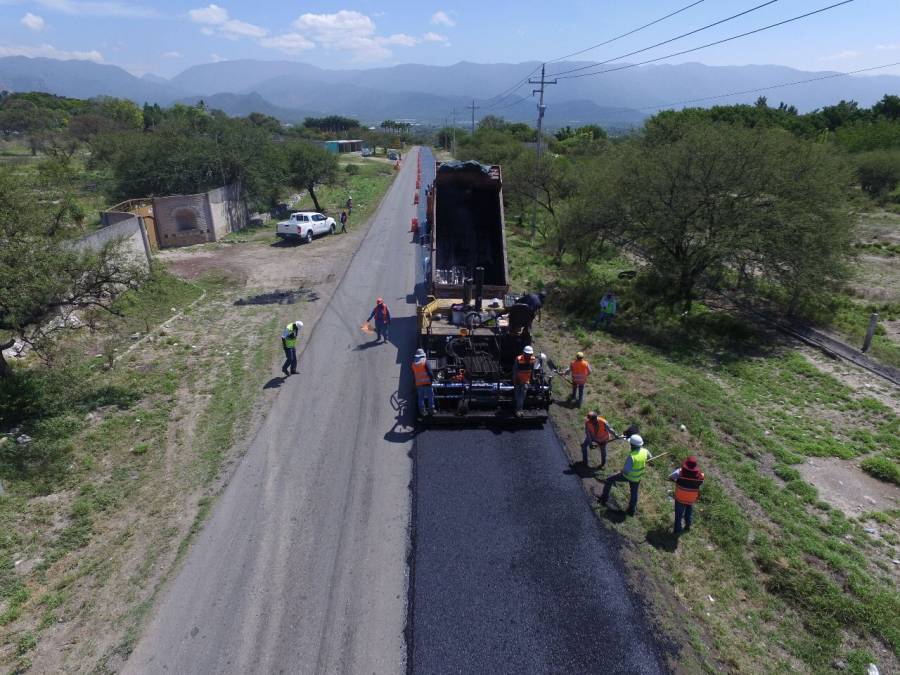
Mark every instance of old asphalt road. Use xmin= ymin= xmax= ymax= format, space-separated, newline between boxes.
xmin=125 ymin=150 xmax=422 ymax=674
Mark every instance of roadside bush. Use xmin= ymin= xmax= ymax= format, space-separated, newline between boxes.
xmin=344 ymin=163 xmax=360 ymax=175
xmin=856 ymin=149 xmax=900 ymax=200
xmin=860 ymin=454 xmax=900 ymax=485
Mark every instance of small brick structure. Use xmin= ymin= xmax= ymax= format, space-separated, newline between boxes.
xmin=152 ymin=184 xmax=248 ymax=249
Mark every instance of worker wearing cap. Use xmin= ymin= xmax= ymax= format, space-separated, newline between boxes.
xmin=411 ymin=348 xmax=436 ymax=415
xmin=366 ymin=298 xmax=391 ymax=343
xmin=599 ymin=434 xmax=652 ymax=515
xmin=566 ymin=351 xmax=593 ymax=407
xmin=581 ymin=411 xmax=616 ymax=469
xmin=281 ymin=320 xmax=303 ymax=376
xmin=669 ymin=456 xmax=705 ymax=534
xmin=512 ymin=345 xmax=536 ymax=416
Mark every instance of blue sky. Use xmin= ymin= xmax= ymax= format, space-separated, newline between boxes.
xmin=1 ymin=0 xmax=899 ymax=78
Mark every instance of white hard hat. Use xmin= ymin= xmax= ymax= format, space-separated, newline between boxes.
xmin=414 ymin=348 xmax=426 ymax=359
xmin=629 ymin=434 xmax=644 ymax=447
xmin=294 ymin=321 xmax=303 ymax=329
xmin=523 ymin=345 xmax=534 ymax=355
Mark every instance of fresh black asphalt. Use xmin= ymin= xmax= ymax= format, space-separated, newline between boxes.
xmin=408 ymin=147 xmax=666 ymax=674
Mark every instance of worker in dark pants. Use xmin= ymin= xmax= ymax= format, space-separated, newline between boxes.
xmin=339 ymin=210 xmax=348 ymax=233
xmin=411 ymin=348 xmax=436 ymax=415
xmin=580 ymin=411 xmax=616 ymax=469
xmin=669 ymin=456 xmax=705 ymax=534
xmin=599 ymin=434 xmax=651 ymax=515
xmin=281 ymin=320 xmax=303 ymax=376
xmin=512 ymin=345 xmax=536 ymax=417
xmin=366 ymin=298 xmax=391 ymax=343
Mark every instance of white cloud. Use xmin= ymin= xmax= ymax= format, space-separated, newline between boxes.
xmin=430 ymin=10 xmax=455 ymax=27
xmin=818 ymin=50 xmax=862 ymax=62
xmin=0 ymin=42 xmax=103 ymax=61
xmin=876 ymin=43 xmax=900 ymax=51
xmin=259 ymin=32 xmax=315 ymax=54
xmin=422 ymin=31 xmax=447 ymax=43
xmin=188 ymin=4 xmax=267 ymax=40
xmin=21 ymin=13 xmax=45 ymax=30
xmin=210 ymin=52 xmax=223 ymax=62
xmin=161 ymin=50 xmax=182 ymax=58
xmin=292 ymin=10 xmax=375 ymax=43
xmin=383 ymin=33 xmax=419 ymax=47
xmin=36 ymin=0 xmax=158 ymax=18
xmin=188 ymin=3 xmax=228 ymax=24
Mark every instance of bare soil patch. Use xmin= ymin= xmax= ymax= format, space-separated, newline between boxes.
xmin=798 ymin=456 xmax=900 ymax=517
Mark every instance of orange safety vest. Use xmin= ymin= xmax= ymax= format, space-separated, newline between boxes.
xmin=674 ymin=470 xmax=705 ymax=505
xmin=570 ymin=359 xmax=591 ymax=385
xmin=585 ymin=416 xmax=611 ymax=443
xmin=515 ymin=354 xmax=535 ymax=384
xmin=411 ymin=360 xmax=432 ymax=387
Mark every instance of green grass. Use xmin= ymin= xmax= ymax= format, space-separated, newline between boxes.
xmin=860 ymin=454 xmax=900 ymax=485
xmin=505 ymin=224 xmax=900 ymax=673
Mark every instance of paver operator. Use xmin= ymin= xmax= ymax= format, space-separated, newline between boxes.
xmin=281 ymin=320 xmax=303 ymax=376
xmin=599 ymin=434 xmax=652 ymax=515
xmin=411 ymin=348 xmax=436 ymax=416
xmin=512 ymin=345 xmax=536 ymax=417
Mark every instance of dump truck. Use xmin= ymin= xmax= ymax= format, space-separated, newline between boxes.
xmin=417 ymin=160 xmax=552 ymax=422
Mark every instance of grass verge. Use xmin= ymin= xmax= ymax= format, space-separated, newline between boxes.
xmin=506 ymin=226 xmax=900 ymax=674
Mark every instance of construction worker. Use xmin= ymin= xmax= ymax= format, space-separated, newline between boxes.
xmin=366 ymin=298 xmax=391 ymax=343
xmin=599 ymin=434 xmax=652 ymax=515
xmin=566 ymin=351 xmax=592 ymax=406
xmin=595 ymin=291 xmax=618 ymax=329
xmin=346 ymin=196 xmax=353 ymax=215
xmin=339 ymin=210 xmax=348 ymax=233
xmin=411 ymin=348 xmax=436 ymax=415
xmin=580 ymin=411 xmax=616 ymax=469
xmin=281 ymin=320 xmax=303 ymax=376
xmin=669 ymin=456 xmax=705 ymax=534
xmin=512 ymin=345 xmax=535 ymax=416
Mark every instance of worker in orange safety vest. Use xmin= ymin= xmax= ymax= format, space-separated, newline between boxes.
xmin=565 ymin=351 xmax=593 ymax=407
xmin=411 ymin=348 xmax=435 ymax=415
xmin=580 ymin=411 xmax=617 ymax=469
xmin=669 ymin=456 xmax=705 ymax=534
xmin=512 ymin=345 xmax=536 ymax=416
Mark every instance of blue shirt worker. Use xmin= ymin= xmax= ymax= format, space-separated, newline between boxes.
xmin=596 ymin=292 xmax=617 ymax=329
xmin=411 ymin=348 xmax=436 ymax=415
xmin=281 ymin=320 xmax=303 ymax=376
xmin=599 ymin=434 xmax=652 ymax=515
xmin=366 ymin=298 xmax=391 ymax=343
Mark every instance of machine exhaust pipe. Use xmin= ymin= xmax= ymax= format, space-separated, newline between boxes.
xmin=474 ymin=266 xmax=484 ymax=311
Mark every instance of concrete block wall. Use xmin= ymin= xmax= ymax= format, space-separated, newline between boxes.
xmin=71 ymin=216 xmax=151 ymax=270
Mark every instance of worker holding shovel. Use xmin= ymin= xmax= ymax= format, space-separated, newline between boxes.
xmin=580 ymin=411 xmax=616 ymax=469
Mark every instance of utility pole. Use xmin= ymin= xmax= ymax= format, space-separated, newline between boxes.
xmin=467 ymin=99 xmax=480 ymax=134
xmin=451 ymin=107 xmax=457 ymax=157
xmin=528 ymin=63 xmax=556 ymax=238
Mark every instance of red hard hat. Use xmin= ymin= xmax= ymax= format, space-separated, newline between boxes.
xmin=377 ymin=297 xmax=384 ymax=304
xmin=682 ymin=456 xmax=699 ymax=471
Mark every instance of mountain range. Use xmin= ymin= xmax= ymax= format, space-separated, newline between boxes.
xmin=2 ymin=55 xmax=898 ymax=129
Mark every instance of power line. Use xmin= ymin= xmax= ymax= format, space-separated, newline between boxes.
xmin=483 ymin=0 xmax=709 ymax=112
xmin=631 ymin=61 xmax=900 ymax=111
xmin=550 ymin=0 xmax=780 ymax=78
xmin=548 ymin=0 xmax=706 ymax=64
xmin=529 ymin=64 xmax=557 ymax=238
xmin=467 ymin=99 xmax=481 ymax=133
xmin=558 ymin=0 xmax=856 ymax=81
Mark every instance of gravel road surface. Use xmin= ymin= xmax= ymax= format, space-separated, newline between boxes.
xmin=124 ymin=150 xmax=421 ymax=674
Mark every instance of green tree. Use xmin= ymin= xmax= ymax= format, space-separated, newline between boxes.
xmin=283 ymin=141 xmax=337 ymax=212
xmin=873 ymin=94 xmax=900 ymax=121
xmin=0 ymin=169 xmax=144 ymax=376
xmin=855 ymin=150 xmax=900 ymax=199
xmin=614 ymin=123 xmax=851 ymax=313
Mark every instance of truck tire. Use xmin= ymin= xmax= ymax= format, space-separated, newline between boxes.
xmin=305 ymin=230 xmax=314 ymax=244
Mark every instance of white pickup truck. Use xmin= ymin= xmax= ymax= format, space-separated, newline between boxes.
xmin=276 ymin=211 xmax=336 ymax=243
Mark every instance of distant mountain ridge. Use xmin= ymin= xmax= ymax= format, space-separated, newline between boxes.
xmin=2 ymin=55 xmax=898 ymax=129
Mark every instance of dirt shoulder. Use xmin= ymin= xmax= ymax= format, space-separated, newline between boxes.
xmin=0 ymin=169 xmax=396 ymax=673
